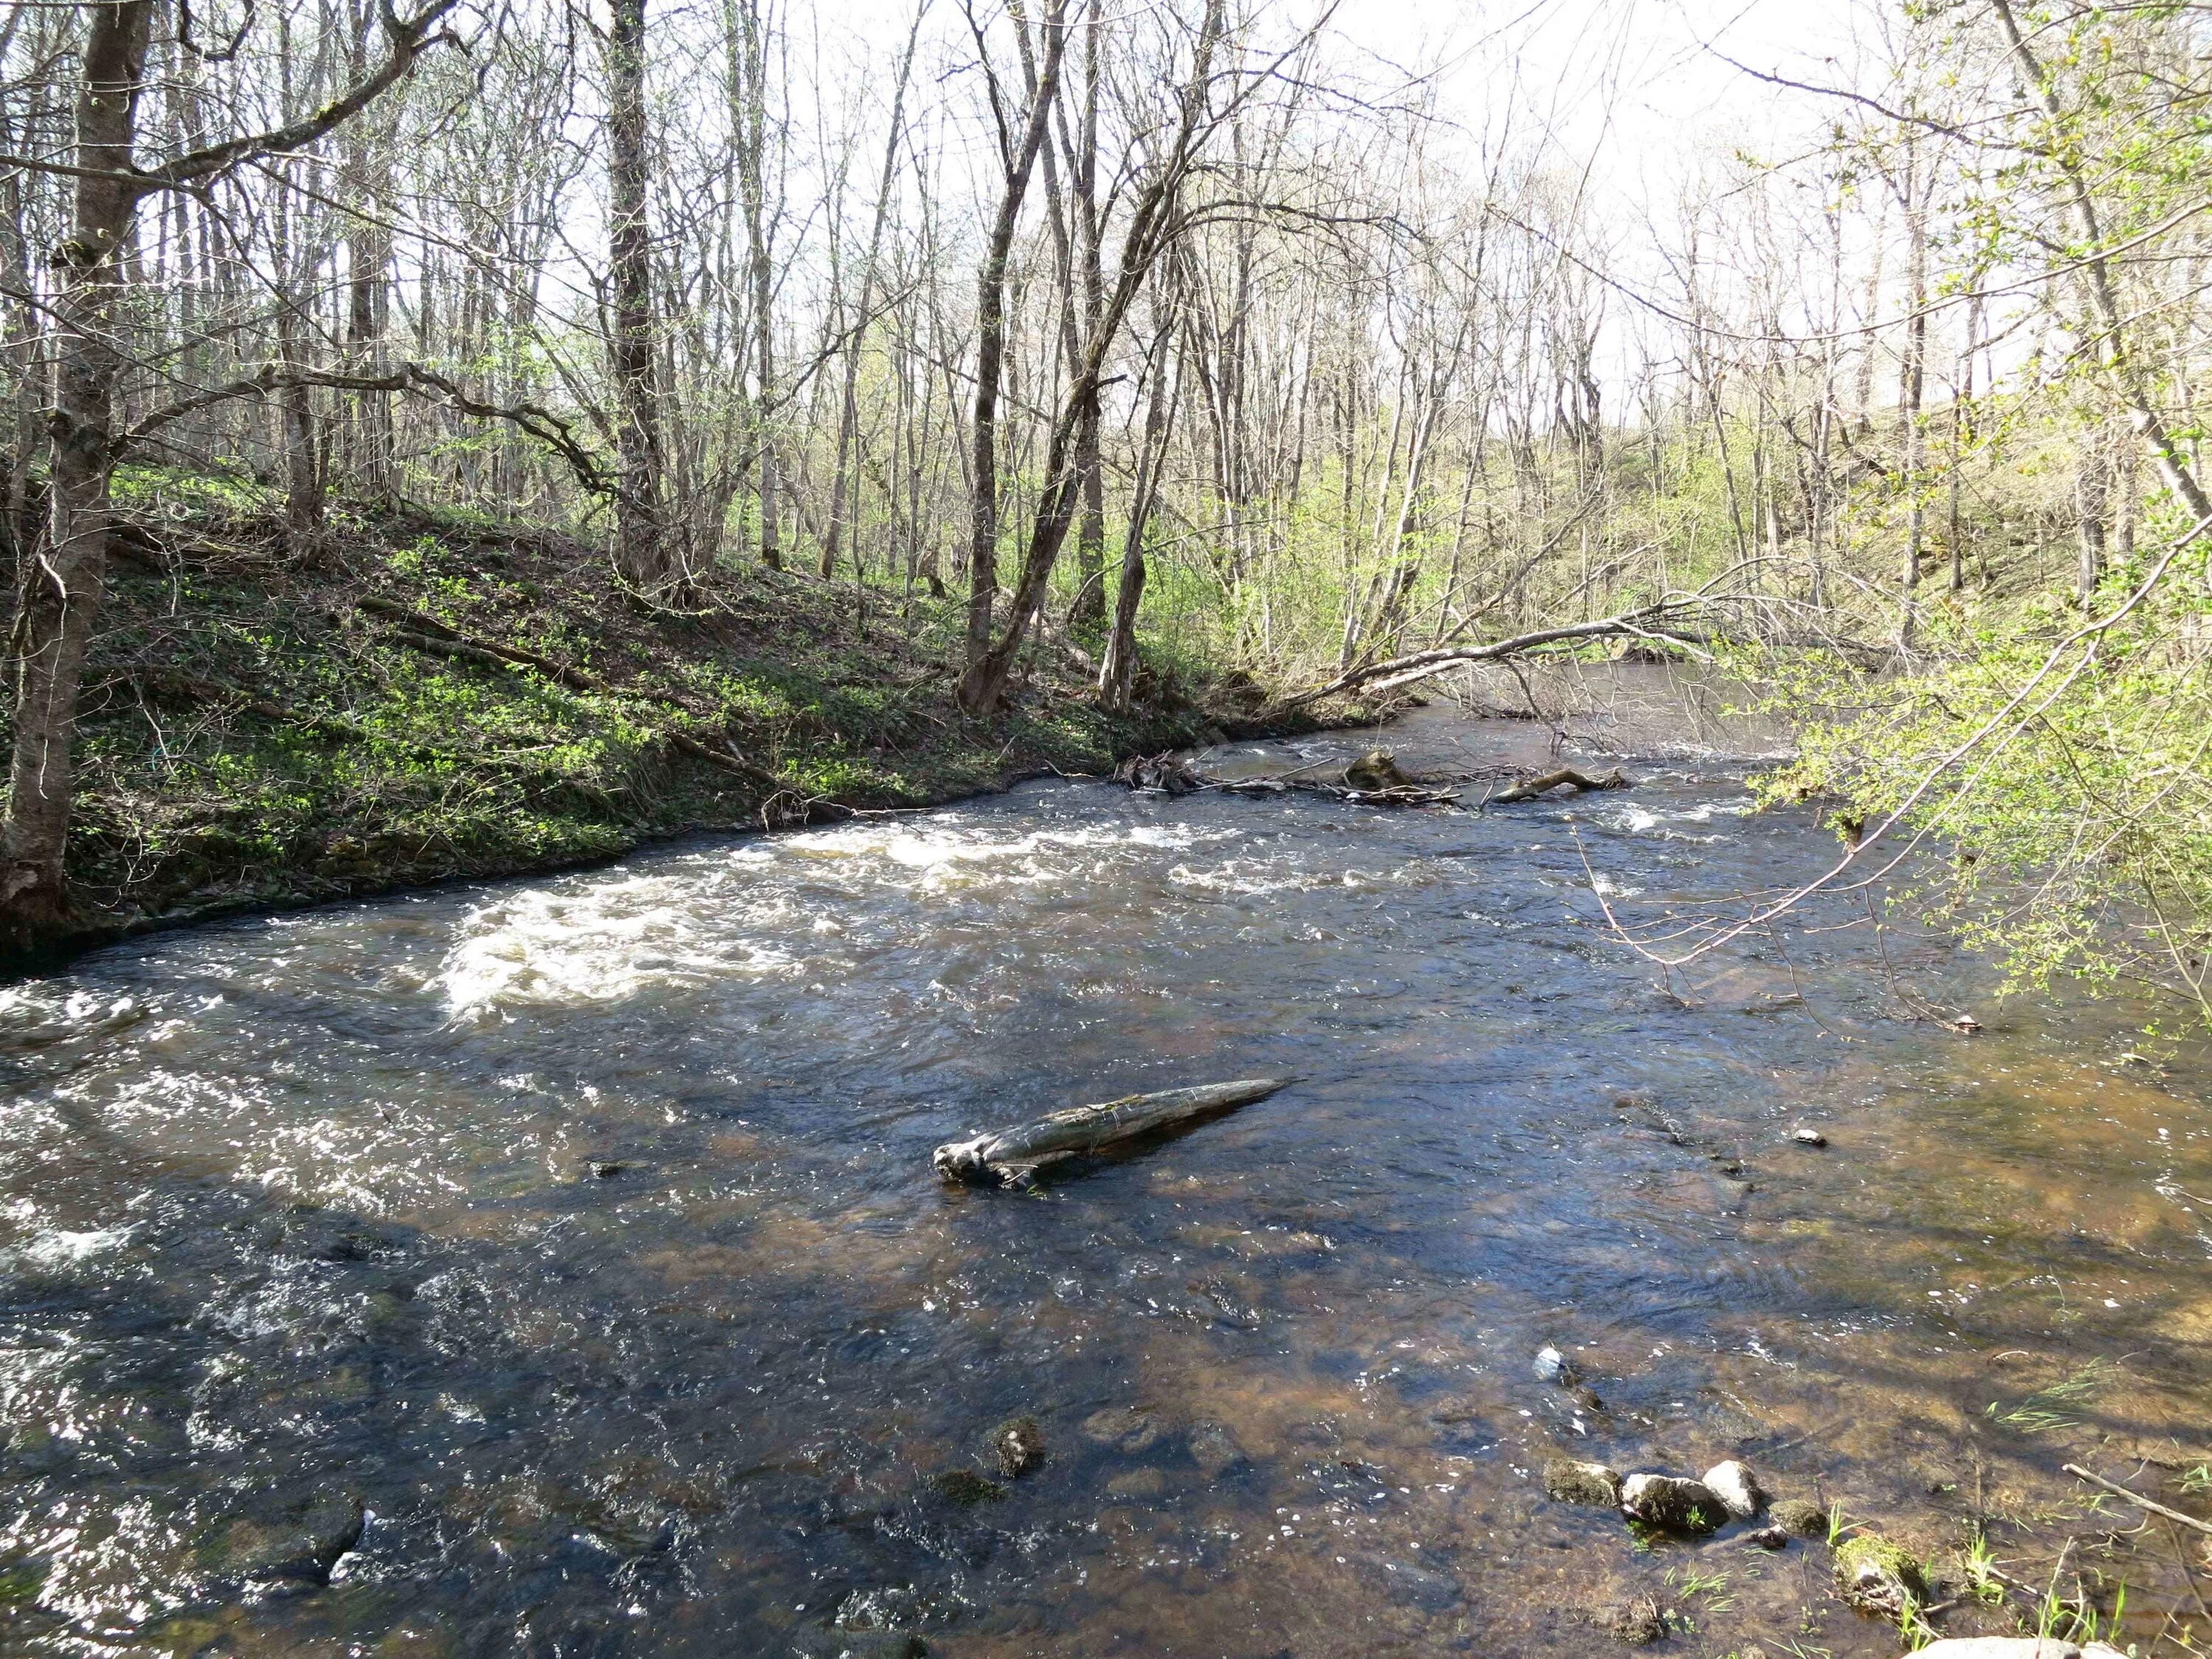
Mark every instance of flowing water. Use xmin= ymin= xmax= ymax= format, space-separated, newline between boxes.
xmin=1 ymin=669 xmax=2208 ymax=1658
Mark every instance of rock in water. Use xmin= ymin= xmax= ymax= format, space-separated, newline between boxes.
xmin=931 ymin=1470 xmax=1006 ymax=1505
xmin=1791 ymin=1127 xmax=1827 ymax=1147
xmin=1596 ymin=1593 xmax=1669 ymax=1646
xmin=1907 ymin=1643 xmax=2083 ymax=1659
xmin=1342 ymin=749 xmax=1413 ymax=791
xmin=1533 ymin=1345 xmax=1579 ymax=1385
xmin=1619 ymin=1473 xmax=1725 ymax=1533
xmin=990 ymin=1416 xmax=1045 ymax=1478
xmin=1769 ymin=1496 xmax=1828 ymax=1536
xmin=1703 ymin=1459 xmax=1766 ymax=1519
xmin=1745 ymin=1526 xmax=1789 ymax=1550
xmin=1187 ymin=1419 xmax=1247 ymax=1481
xmin=790 ymin=1634 xmax=929 ymax=1659
xmin=1833 ymin=1534 xmax=1927 ymax=1618
xmin=199 ymin=1491 xmax=364 ymax=1587
xmin=1543 ymin=1459 xmax=1623 ymax=1507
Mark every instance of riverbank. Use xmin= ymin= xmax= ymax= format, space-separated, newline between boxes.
xmin=38 ymin=478 xmax=1326 ymax=967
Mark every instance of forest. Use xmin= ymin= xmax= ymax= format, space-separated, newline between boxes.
xmin=7 ymin=7 xmax=2212 ymax=1657
xmin=0 ymin=0 xmax=2207 ymax=1016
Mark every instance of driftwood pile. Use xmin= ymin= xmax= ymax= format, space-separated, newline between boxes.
xmin=1115 ymin=748 xmax=1456 ymax=806
xmin=934 ymin=1078 xmax=1292 ymax=1188
xmin=1113 ymin=748 xmax=1630 ymax=810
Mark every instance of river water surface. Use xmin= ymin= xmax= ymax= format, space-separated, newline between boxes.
xmin=2 ymin=672 xmax=2209 ymax=1657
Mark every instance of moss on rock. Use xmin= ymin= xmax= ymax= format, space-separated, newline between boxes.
xmin=1834 ymin=1534 xmax=1927 ymax=1618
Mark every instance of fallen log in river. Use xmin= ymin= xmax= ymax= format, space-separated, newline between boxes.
xmin=933 ymin=1079 xmax=1293 ymax=1187
xmin=1489 ymin=767 xmax=1629 ymax=803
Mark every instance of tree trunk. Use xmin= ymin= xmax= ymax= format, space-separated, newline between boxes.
xmin=731 ymin=0 xmax=779 ymax=570
xmin=2076 ymin=427 xmax=2108 ymax=605
xmin=961 ymin=0 xmax=1069 ymax=682
xmin=821 ymin=0 xmax=922 ymax=580
xmin=344 ymin=0 xmax=395 ymax=503
xmin=0 ymin=0 xmax=155 ymax=952
xmin=279 ymin=305 xmax=324 ymax=546
xmin=608 ymin=0 xmax=668 ymax=588
xmin=1099 ymin=310 xmax=1177 ymax=712
xmin=1068 ymin=0 xmax=1107 ymax=636
xmin=1896 ymin=127 xmax=1927 ymax=648
xmin=956 ymin=0 xmax=1224 ymax=717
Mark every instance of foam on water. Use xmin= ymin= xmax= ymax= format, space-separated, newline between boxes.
xmin=437 ymin=815 xmax=1250 ymax=1015
xmin=13 ymin=1225 xmax=135 ymax=1269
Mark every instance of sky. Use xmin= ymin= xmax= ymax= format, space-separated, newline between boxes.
xmin=1332 ymin=0 xmax=1872 ymax=204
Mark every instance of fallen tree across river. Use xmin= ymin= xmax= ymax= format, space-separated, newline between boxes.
xmin=933 ymin=1079 xmax=1293 ymax=1187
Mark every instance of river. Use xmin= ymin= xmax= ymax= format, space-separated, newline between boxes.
xmin=1 ymin=669 xmax=2206 ymax=1656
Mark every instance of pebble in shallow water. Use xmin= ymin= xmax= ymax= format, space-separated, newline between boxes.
xmin=1533 ymin=1344 xmax=1579 ymax=1384
xmin=1770 ymin=1496 xmax=1829 ymax=1536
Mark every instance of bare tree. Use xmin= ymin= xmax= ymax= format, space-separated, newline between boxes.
xmin=0 ymin=0 xmax=458 ymax=952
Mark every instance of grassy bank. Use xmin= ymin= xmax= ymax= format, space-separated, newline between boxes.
xmin=40 ymin=473 xmax=1310 ymax=964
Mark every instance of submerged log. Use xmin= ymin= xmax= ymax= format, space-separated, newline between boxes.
xmin=933 ymin=1078 xmax=1291 ymax=1187
xmin=1491 ymin=767 xmax=1630 ymax=804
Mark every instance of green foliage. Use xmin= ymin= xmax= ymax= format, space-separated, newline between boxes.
xmin=1756 ymin=573 xmax=2212 ymax=1023
xmin=49 ymin=503 xmax=1226 ymax=928
xmin=1983 ymin=1359 xmax=2117 ymax=1435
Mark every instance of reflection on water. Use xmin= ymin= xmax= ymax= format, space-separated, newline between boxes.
xmin=0 ymin=671 xmax=2207 ymax=1656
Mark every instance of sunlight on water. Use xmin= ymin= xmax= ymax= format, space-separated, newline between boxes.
xmin=0 ymin=677 xmax=2205 ymax=1658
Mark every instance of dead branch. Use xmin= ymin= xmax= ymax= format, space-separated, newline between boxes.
xmin=1491 ymin=768 xmax=1630 ymax=804
xmin=2064 ymin=1465 xmax=2212 ymax=1537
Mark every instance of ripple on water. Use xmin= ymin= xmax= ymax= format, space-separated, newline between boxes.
xmin=0 ymin=700 xmax=2205 ymax=1656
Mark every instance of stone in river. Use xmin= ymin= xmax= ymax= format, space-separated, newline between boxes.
xmin=990 ymin=1415 xmax=1045 ymax=1478
xmin=1770 ymin=1496 xmax=1828 ymax=1536
xmin=1533 ymin=1345 xmax=1580 ymax=1385
xmin=1105 ymin=1467 xmax=1167 ymax=1499
xmin=199 ymin=1489 xmax=364 ymax=1587
xmin=1907 ymin=1643 xmax=2081 ymax=1659
xmin=1833 ymin=1534 xmax=1927 ymax=1618
xmin=1543 ymin=1458 xmax=1622 ymax=1506
xmin=1703 ymin=1458 xmax=1766 ymax=1518
xmin=1791 ymin=1127 xmax=1827 ymax=1147
xmin=930 ymin=1469 xmax=1005 ymax=1505
xmin=1078 ymin=1406 xmax=1159 ymax=1453
xmin=1619 ymin=1472 xmax=1725 ymax=1532
xmin=1596 ymin=1593 xmax=1669 ymax=1645
xmin=1186 ymin=1419 xmax=1247 ymax=1480
xmin=789 ymin=1633 xmax=928 ymax=1659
